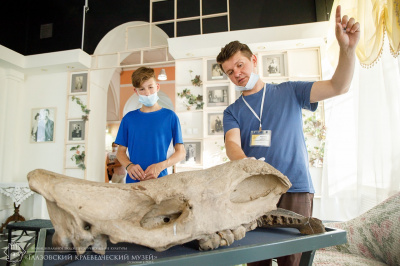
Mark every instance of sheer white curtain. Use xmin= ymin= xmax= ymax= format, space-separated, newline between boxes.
xmin=318 ymin=38 xmax=400 ymax=221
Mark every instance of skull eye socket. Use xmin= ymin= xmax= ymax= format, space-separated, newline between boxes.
xmin=230 ymin=174 xmax=281 ymax=203
xmin=140 ymin=198 xmax=189 ymax=229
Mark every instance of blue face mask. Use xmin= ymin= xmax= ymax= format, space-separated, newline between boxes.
xmin=234 ymin=72 xmax=260 ymax=92
xmin=138 ymin=92 xmax=159 ymax=107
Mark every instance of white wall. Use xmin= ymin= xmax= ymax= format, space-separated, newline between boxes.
xmin=0 ymin=46 xmax=91 ymax=221
xmin=19 ymin=73 xmax=68 ymax=176
xmin=0 ymin=68 xmax=68 ymax=221
xmin=0 ymin=68 xmax=24 ymax=182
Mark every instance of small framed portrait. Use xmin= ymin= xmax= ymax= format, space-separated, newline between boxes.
xmin=30 ymin=108 xmax=56 ymax=143
xmin=208 ymin=113 xmax=224 ymax=135
xmin=206 ymin=85 xmax=229 ymax=107
xmin=180 ymin=141 xmax=202 ymax=165
xmin=262 ymin=54 xmax=286 ymax=77
xmin=68 ymin=120 xmax=85 ymax=141
xmin=71 ymin=72 xmax=88 ymax=93
xmin=207 ymin=59 xmax=228 ymax=81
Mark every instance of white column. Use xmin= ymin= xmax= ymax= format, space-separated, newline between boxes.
xmin=0 ymin=68 xmax=24 ymax=181
xmin=85 ymin=69 xmax=114 ymax=182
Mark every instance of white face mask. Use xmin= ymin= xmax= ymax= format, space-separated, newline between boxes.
xmin=234 ymin=72 xmax=260 ymax=92
xmin=138 ymin=92 xmax=159 ymax=107
xmin=112 ymin=147 xmax=117 ymax=152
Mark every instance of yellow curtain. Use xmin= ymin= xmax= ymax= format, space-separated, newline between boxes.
xmin=328 ymin=0 xmax=400 ymax=67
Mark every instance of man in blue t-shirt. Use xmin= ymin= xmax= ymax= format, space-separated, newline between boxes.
xmin=115 ymin=67 xmax=185 ymax=183
xmin=217 ymin=6 xmax=359 ymax=266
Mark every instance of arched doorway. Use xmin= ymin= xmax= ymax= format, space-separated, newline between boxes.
xmin=87 ymin=21 xmax=175 ymax=182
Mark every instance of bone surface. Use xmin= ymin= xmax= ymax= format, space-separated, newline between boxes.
xmin=28 ymin=160 xmax=291 ymax=254
xmin=257 ymin=208 xmax=325 ymax=235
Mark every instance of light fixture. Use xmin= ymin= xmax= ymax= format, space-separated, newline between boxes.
xmin=158 ymin=69 xmax=167 ymax=80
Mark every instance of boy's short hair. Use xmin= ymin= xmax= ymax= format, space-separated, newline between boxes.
xmin=131 ymin=67 xmax=156 ymax=88
xmin=216 ymin=41 xmax=253 ymax=73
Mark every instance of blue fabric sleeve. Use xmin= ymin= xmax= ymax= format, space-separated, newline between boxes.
xmin=292 ymin=81 xmax=318 ymax=111
xmin=115 ymin=116 xmax=128 ymax=147
xmin=223 ymin=107 xmax=239 ymax=135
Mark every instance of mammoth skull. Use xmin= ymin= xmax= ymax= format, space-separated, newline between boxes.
xmin=28 ymin=159 xmax=291 ymax=254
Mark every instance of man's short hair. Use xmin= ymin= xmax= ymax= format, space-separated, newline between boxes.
xmin=216 ymin=41 xmax=253 ymax=73
xmin=131 ymin=67 xmax=156 ymax=88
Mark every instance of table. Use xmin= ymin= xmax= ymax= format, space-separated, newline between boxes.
xmin=0 ymin=182 xmax=34 ymax=232
xmin=32 ymin=226 xmax=346 ymax=266
xmin=6 ymin=219 xmax=53 ymax=264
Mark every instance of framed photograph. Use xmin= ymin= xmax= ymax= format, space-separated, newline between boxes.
xmin=208 ymin=113 xmax=224 ymax=135
xmin=68 ymin=120 xmax=85 ymax=141
xmin=206 ymin=85 xmax=229 ymax=107
xmin=262 ymin=54 xmax=286 ymax=77
xmin=207 ymin=59 xmax=228 ymax=81
xmin=180 ymin=141 xmax=202 ymax=165
xmin=30 ymin=108 xmax=56 ymax=143
xmin=71 ymin=72 xmax=88 ymax=93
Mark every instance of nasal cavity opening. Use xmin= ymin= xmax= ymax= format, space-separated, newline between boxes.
xmin=140 ymin=198 xmax=188 ymax=229
xmin=230 ymin=174 xmax=279 ymax=203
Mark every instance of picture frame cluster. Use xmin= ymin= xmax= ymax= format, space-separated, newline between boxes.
xmin=67 ymin=71 xmax=88 ymax=171
xmin=204 ymin=59 xmax=228 ymax=138
xmin=68 ymin=73 xmax=88 ymax=143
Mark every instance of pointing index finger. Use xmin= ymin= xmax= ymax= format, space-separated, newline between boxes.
xmin=335 ymin=5 xmax=342 ymax=24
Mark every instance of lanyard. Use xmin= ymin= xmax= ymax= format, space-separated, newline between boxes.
xmin=242 ymin=84 xmax=266 ymax=131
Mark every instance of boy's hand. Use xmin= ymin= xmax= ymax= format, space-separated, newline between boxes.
xmin=126 ymin=164 xmax=145 ymax=181
xmin=144 ymin=163 xmax=164 ymax=180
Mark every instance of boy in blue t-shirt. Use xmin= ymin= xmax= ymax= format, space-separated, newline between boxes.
xmin=115 ymin=67 xmax=185 ymax=183
xmin=217 ymin=5 xmax=359 ymax=266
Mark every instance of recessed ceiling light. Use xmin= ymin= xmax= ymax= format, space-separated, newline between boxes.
xmin=257 ymin=46 xmax=266 ymax=50
xmin=186 ymin=53 xmax=194 ymax=57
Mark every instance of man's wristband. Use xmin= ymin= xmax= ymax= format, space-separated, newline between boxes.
xmin=126 ymin=163 xmax=133 ymax=170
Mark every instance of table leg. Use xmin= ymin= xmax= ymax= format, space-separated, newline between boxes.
xmin=299 ymin=250 xmax=316 ymax=266
xmin=0 ymin=203 xmax=26 ymax=232
xmin=7 ymin=227 xmax=12 ymax=263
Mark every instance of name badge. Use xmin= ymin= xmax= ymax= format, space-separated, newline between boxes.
xmin=250 ymin=130 xmax=271 ymax=147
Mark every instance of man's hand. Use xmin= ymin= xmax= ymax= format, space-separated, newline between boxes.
xmin=335 ymin=5 xmax=360 ymax=51
xmin=144 ymin=162 xmax=165 ymax=180
xmin=126 ymin=164 xmax=145 ymax=181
